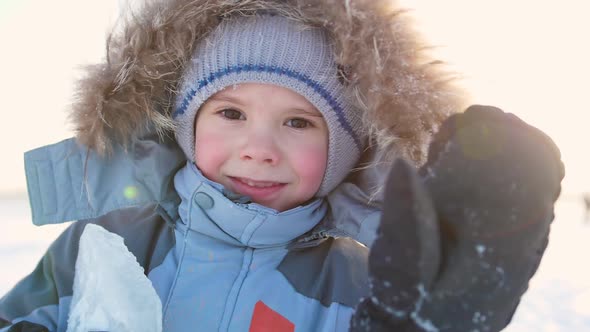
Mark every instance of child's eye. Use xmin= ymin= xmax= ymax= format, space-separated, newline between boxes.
xmin=285 ymin=118 xmax=312 ymax=129
xmin=218 ymin=108 xmax=245 ymax=120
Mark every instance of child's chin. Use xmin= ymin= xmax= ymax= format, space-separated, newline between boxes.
xmin=253 ymin=198 xmax=299 ymax=213
xmin=253 ymin=199 xmax=284 ymax=212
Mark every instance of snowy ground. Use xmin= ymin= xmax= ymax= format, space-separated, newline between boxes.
xmin=1 ymin=197 xmax=589 ymax=331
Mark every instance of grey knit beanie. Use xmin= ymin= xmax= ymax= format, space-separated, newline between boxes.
xmin=173 ymin=14 xmax=364 ymax=196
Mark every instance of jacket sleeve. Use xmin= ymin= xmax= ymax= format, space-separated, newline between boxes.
xmin=0 ymin=221 xmax=88 ymax=332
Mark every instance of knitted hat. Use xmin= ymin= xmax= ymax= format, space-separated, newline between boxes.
xmin=173 ymin=14 xmax=364 ymax=196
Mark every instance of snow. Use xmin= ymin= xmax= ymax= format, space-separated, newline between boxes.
xmin=66 ymin=224 xmax=162 ymax=332
xmin=410 ymin=284 xmax=439 ymax=332
xmin=476 ymin=244 xmax=486 ymax=257
xmin=1 ymin=197 xmax=589 ymax=330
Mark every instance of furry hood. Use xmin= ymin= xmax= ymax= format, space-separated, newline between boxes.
xmin=70 ymin=0 xmax=467 ymax=179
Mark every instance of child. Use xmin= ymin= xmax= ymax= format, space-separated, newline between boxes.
xmin=0 ymin=0 xmax=563 ymax=331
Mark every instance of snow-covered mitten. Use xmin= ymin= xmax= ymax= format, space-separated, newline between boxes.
xmin=350 ymin=105 xmax=564 ymax=331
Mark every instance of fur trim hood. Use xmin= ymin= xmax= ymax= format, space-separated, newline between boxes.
xmin=70 ymin=0 xmax=467 ymax=176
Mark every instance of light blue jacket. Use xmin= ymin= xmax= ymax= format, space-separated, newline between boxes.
xmin=0 ymin=135 xmax=377 ymax=331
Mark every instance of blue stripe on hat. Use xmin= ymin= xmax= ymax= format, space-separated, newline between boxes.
xmin=173 ymin=64 xmax=361 ymax=149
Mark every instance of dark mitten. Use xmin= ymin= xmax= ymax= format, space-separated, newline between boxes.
xmin=350 ymin=105 xmax=565 ymax=331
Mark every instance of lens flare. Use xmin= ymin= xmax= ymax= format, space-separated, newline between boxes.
xmin=124 ymin=186 xmax=138 ymax=200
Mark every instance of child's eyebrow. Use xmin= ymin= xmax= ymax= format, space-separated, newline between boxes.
xmin=208 ymin=94 xmax=245 ymax=105
xmin=290 ymin=108 xmax=324 ymax=118
xmin=209 ymin=93 xmax=322 ymax=117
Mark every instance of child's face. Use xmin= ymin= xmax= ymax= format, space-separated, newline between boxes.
xmin=194 ymin=83 xmax=329 ymax=212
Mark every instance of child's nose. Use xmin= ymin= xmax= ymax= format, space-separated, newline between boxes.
xmin=239 ymin=132 xmax=280 ymax=166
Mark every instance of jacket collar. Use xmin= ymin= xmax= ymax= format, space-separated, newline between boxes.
xmin=24 ymin=136 xmax=184 ymax=226
xmin=174 ymin=162 xmax=328 ymax=248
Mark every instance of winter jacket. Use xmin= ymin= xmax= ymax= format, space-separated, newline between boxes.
xmin=0 ymin=135 xmax=372 ymax=331
xmin=0 ymin=0 xmax=467 ymax=331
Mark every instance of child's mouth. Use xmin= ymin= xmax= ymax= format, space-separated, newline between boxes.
xmin=236 ymin=178 xmax=280 ymax=188
xmin=229 ymin=177 xmax=286 ymax=201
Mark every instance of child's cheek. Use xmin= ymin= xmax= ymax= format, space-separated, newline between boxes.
xmin=293 ymin=144 xmax=328 ymax=192
xmin=195 ymin=130 xmax=228 ymax=179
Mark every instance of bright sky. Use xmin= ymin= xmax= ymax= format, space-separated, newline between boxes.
xmin=0 ymin=0 xmax=588 ymax=197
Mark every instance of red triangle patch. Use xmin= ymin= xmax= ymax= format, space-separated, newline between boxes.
xmin=249 ymin=301 xmax=295 ymax=332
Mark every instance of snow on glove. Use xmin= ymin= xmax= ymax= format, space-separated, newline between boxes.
xmin=350 ymin=105 xmax=565 ymax=332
